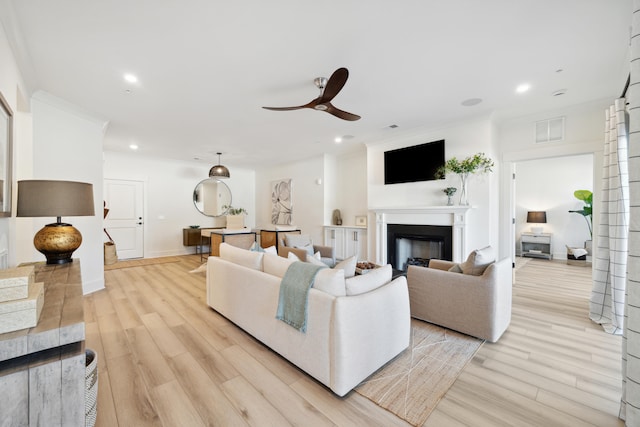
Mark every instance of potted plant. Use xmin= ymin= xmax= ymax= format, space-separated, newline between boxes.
xmin=222 ymin=205 xmax=247 ymax=229
xmin=568 ymin=189 xmax=593 ymax=253
xmin=443 ymin=187 xmax=457 ymax=206
xmin=436 ymin=153 xmax=494 ymax=205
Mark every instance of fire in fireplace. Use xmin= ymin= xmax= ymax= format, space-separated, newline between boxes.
xmin=387 ymin=224 xmax=453 ymax=271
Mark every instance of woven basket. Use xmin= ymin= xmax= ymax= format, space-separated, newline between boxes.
xmin=86 ymin=349 xmax=98 ymax=427
xmin=104 ymin=242 xmax=117 ymax=265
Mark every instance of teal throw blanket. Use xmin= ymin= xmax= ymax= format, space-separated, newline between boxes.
xmin=276 ymin=261 xmax=325 ymax=333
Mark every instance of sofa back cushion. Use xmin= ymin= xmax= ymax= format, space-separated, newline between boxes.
xmin=264 ymin=252 xmax=294 ymax=277
xmin=460 ymin=246 xmax=495 ymax=275
xmin=314 ymin=268 xmax=346 ymax=296
xmin=345 ymin=264 xmax=392 ymax=296
xmin=219 ymin=242 xmax=264 ymax=271
xmin=334 ymin=255 xmax=357 ymax=278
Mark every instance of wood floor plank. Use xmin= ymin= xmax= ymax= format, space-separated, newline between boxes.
xmin=221 ymin=344 xmax=335 ymax=427
xmin=148 ymin=380 xmax=206 ymax=427
xmin=140 ymin=312 xmax=187 ymax=358
xmin=167 ymin=351 xmax=249 ymax=427
xmin=221 ymin=376 xmax=294 ymax=427
xmin=125 ymin=325 xmax=175 ymax=389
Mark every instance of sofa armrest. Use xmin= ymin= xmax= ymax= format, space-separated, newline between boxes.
xmin=277 ymin=246 xmax=307 ymax=260
xmin=428 ymin=259 xmax=456 ymax=271
xmin=332 ymin=276 xmax=411 ymax=396
xmin=313 ymin=245 xmax=335 ymax=259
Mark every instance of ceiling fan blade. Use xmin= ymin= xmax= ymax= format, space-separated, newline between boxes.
xmin=319 ymin=67 xmax=349 ymax=103
xmin=326 ymin=104 xmax=361 ymax=121
xmin=262 ymin=98 xmax=319 ymax=111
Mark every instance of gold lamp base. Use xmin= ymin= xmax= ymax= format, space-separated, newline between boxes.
xmin=34 ymin=223 xmax=83 ymax=264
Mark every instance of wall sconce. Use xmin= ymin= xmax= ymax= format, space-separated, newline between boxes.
xmin=526 ymin=211 xmax=547 ymax=234
xmin=17 ymin=180 xmax=95 ymax=264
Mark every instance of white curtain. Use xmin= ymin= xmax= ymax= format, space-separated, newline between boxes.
xmin=590 ymin=99 xmax=630 ymax=335
xmin=621 ymin=2 xmax=640 ymax=422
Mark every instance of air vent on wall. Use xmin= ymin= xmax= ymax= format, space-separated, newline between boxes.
xmin=535 ymin=117 xmax=564 ymax=143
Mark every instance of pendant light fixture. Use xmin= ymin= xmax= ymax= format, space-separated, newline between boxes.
xmin=209 ymin=152 xmax=230 ymax=179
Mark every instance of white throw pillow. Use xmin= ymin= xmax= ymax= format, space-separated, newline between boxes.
xmin=460 ymin=246 xmax=495 ymax=276
xmin=264 ymin=245 xmax=277 ymax=255
xmin=306 ymin=252 xmax=325 ymax=266
xmin=345 ymin=264 xmax=392 ymax=296
xmin=313 ymin=268 xmax=346 ymax=296
xmin=263 ymin=252 xmax=295 ymax=277
xmin=334 ymin=255 xmax=357 ymax=278
xmin=219 ymin=243 xmax=264 ymax=271
xmin=287 ymin=251 xmax=301 ymax=261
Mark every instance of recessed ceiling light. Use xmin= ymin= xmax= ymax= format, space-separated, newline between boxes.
xmin=516 ymin=83 xmax=531 ymax=94
xmin=552 ymin=89 xmax=567 ymax=96
xmin=124 ymin=73 xmax=138 ymax=84
xmin=334 ymin=136 xmax=343 ymax=144
xmin=461 ymin=98 xmax=482 ymax=107
xmin=129 ymin=144 xmax=138 ymax=150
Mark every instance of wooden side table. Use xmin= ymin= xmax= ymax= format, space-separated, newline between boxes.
xmin=521 ymin=232 xmax=553 ymax=260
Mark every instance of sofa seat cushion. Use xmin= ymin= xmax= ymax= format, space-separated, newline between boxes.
xmin=460 ymin=246 xmax=495 ymax=275
xmin=220 ymin=242 xmax=264 ymax=270
xmin=345 ymin=264 xmax=392 ymax=295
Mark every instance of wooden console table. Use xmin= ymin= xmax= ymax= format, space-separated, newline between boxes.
xmin=208 ymin=229 xmax=257 ymax=257
xmin=0 ymin=261 xmax=85 ymax=426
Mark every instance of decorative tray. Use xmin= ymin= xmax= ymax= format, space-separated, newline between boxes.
xmin=355 ymin=261 xmax=380 ymax=275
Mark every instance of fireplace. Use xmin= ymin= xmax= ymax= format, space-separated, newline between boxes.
xmin=372 ymin=206 xmax=472 ymax=265
xmin=387 ymin=224 xmax=452 ymax=271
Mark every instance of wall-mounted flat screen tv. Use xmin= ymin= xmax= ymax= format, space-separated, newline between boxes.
xmin=384 ymin=139 xmax=445 ymax=184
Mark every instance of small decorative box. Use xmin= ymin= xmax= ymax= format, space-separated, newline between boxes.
xmin=0 ymin=266 xmax=35 ymax=303
xmin=0 ymin=281 xmax=44 ymax=334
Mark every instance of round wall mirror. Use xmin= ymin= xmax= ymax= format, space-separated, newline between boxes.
xmin=193 ymin=178 xmax=232 ymax=217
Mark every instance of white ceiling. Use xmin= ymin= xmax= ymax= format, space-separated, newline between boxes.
xmin=4 ymin=0 xmax=633 ymax=168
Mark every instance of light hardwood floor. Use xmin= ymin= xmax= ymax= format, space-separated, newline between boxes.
xmin=85 ymin=256 xmax=623 ymax=427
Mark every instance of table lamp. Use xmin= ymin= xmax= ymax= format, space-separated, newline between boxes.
xmin=17 ymin=180 xmax=95 ymax=264
xmin=526 ymin=211 xmax=547 ymax=234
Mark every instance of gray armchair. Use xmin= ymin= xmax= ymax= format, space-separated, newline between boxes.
xmin=406 ymin=258 xmax=512 ymax=342
xmin=277 ymin=232 xmax=335 ymax=267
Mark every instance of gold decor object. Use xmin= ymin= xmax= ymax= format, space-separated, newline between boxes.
xmin=17 ymin=180 xmax=95 ymax=264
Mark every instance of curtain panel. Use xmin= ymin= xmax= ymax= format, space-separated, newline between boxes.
xmin=620 ymin=1 xmax=640 ymax=422
xmin=590 ymin=99 xmax=630 ymax=335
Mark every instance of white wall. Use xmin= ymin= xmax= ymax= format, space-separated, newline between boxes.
xmin=366 ymin=116 xmax=500 ymax=259
xmin=255 ymin=156 xmax=325 ymax=245
xmin=104 ymin=151 xmax=255 ymax=258
xmin=333 ymin=148 xmax=368 ymax=227
xmin=22 ymin=92 xmax=106 ymax=294
xmin=498 ymin=99 xmax=609 ymax=260
xmin=516 ymin=154 xmax=594 ymax=259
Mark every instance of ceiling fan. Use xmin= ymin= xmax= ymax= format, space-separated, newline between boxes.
xmin=262 ymin=67 xmax=361 ymax=121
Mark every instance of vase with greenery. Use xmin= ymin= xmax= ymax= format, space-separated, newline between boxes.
xmin=568 ymin=190 xmax=592 ymax=239
xmin=222 ymin=205 xmax=247 ymax=229
xmin=436 ymin=153 xmax=494 ymax=205
xmin=443 ymin=187 xmax=457 ymax=206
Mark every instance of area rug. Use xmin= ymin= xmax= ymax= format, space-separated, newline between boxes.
xmin=104 ymin=256 xmax=182 ymax=271
xmin=515 ymin=256 xmax=532 ymax=271
xmin=355 ymin=319 xmax=484 ymax=426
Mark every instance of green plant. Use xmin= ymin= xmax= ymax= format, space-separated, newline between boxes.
xmin=435 ymin=152 xmax=494 ymax=178
xmin=568 ymin=190 xmax=592 ymax=239
xmin=222 ymin=205 xmax=247 ymax=215
xmin=443 ymin=187 xmax=457 ymax=196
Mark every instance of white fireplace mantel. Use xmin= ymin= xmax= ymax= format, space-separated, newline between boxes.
xmin=371 ymin=206 xmax=473 ymax=264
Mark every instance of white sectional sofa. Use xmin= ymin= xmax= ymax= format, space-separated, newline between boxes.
xmin=206 ymin=243 xmax=411 ymax=396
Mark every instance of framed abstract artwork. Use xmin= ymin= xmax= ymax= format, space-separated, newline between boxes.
xmin=271 ymin=178 xmax=292 ymax=225
xmin=0 ymin=92 xmax=12 ymax=217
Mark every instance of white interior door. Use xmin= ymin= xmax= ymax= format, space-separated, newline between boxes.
xmin=104 ymin=179 xmax=144 ymax=259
